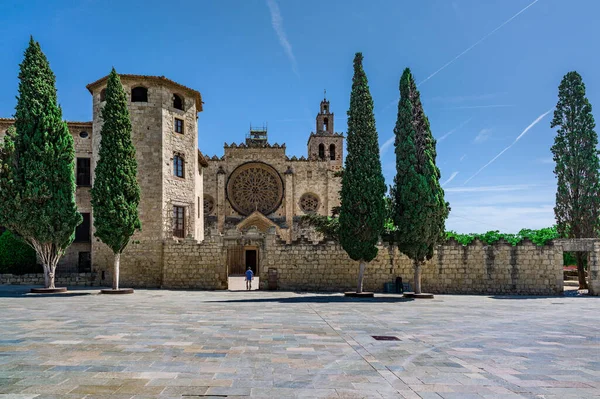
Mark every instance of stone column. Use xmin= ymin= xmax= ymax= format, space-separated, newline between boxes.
xmin=589 ymin=240 xmax=600 ymax=296
xmin=217 ymin=166 xmax=226 ymax=233
xmin=284 ymin=166 xmax=294 ymax=243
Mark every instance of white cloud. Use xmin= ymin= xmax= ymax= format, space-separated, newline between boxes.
xmin=380 ymin=136 xmax=395 ymax=155
xmin=442 ymin=104 xmax=515 ymax=110
xmin=459 ymin=154 xmax=467 ymax=162
xmin=266 ymin=0 xmax=298 ymax=76
xmin=463 ymin=109 xmax=553 ymax=185
xmin=447 ymin=205 xmax=555 ymax=233
xmin=418 ymin=0 xmax=541 ymax=86
xmin=445 ymin=184 xmax=543 ymax=193
xmin=442 ymin=171 xmax=459 ymax=187
xmin=438 ymin=118 xmax=471 ymax=142
xmin=474 ymin=128 xmax=492 ymax=144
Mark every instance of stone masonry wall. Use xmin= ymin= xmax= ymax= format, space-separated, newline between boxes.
xmin=159 ymin=231 xmax=566 ymax=295
xmin=0 ymin=273 xmax=97 ymax=286
xmin=162 ymin=236 xmax=227 ymax=290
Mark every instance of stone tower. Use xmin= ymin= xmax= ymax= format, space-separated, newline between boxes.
xmin=86 ymin=74 xmax=204 ymax=287
xmin=307 ymin=95 xmax=344 ymax=170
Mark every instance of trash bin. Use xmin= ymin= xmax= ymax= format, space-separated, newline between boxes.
xmin=395 ymin=277 xmax=403 ymax=293
xmin=384 ymin=282 xmax=395 ymax=293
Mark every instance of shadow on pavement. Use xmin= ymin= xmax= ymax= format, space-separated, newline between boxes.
xmin=0 ymin=286 xmax=101 ymax=298
xmin=208 ymin=294 xmax=414 ymax=304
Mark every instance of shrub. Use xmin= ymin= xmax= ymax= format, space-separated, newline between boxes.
xmin=0 ymin=230 xmax=39 ymax=274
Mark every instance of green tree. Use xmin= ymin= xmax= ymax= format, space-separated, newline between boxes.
xmin=91 ymin=68 xmax=141 ymax=290
xmin=551 ymin=71 xmax=600 ymax=290
xmin=0 ymin=230 xmax=38 ymax=274
xmin=392 ymin=68 xmax=449 ymax=294
xmin=0 ymin=38 xmax=81 ymax=289
xmin=339 ymin=53 xmax=386 ymax=293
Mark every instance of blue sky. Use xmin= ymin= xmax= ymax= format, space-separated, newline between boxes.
xmin=1 ymin=0 xmax=599 ymax=233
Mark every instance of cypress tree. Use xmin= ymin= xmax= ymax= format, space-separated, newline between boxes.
xmin=339 ymin=53 xmax=386 ymax=293
xmin=393 ymin=68 xmax=449 ymax=294
xmin=551 ymin=71 xmax=600 ymax=290
xmin=91 ymin=68 xmax=141 ymax=291
xmin=0 ymin=37 xmax=81 ymax=289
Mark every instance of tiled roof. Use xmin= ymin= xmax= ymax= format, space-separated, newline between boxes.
xmin=198 ymin=149 xmax=209 ymax=167
xmin=86 ymin=74 xmax=203 ymax=112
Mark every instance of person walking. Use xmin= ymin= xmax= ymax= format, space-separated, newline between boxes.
xmin=245 ymin=267 xmax=254 ymax=291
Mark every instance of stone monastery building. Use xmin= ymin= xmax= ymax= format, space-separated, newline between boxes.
xmin=3 ymin=73 xmax=595 ymax=295
xmin=0 ymin=74 xmax=345 ymax=284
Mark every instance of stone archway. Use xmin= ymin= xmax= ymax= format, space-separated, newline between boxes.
xmin=554 ymin=239 xmax=600 ymax=295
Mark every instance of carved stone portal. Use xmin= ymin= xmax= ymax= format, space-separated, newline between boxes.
xmin=226 ymin=162 xmax=284 ymax=216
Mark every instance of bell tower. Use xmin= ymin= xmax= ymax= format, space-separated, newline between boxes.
xmin=316 ymin=92 xmax=333 ymax=135
xmin=307 ymin=92 xmax=344 ymax=170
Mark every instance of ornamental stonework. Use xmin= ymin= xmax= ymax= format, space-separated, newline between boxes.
xmin=300 ymin=193 xmax=320 ymax=213
xmin=226 ymin=162 xmax=284 ymax=216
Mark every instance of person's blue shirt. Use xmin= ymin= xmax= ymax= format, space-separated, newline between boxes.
xmin=245 ymin=269 xmax=253 ymax=280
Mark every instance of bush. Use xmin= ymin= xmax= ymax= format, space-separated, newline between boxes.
xmin=0 ymin=230 xmax=40 ymax=274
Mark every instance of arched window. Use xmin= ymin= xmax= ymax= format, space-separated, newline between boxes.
xmin=173 ymin=94 xmax=184 ymax=110
xmin=329 ymin=144 xmax=336 ymax=160
xmin=131 ymin=86 xmax=148 ymax=102
xmin=323 ymin=117 xmax=329 ymax=132
xmin=100 ymin=88 xmax=107 ymax=102
xmin=173 ymin=154 xmax=185 ymax=178
xmin=318 ymin=144 xmax=325 ymax=160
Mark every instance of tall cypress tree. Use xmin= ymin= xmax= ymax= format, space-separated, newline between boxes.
xmin=339 ymin=53 xmax=386 ymax=294
xmin=0 ymin=37 xmax=81 ymax=289
xmin=551 ymin=71 xmax=600 ymax=290
xmin=393 ymin=68 xmax=449 ymax=295
xmin=91 ymin=68 xmax=141 ymax=291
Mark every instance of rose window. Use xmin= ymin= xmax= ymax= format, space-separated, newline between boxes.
xmin=226 ymin=162 xmax=284 ymax=216
xmin=204 ymin=195 xmax=215 ymax=215
xmin=300 ymin=193 xmax=320 ymax=214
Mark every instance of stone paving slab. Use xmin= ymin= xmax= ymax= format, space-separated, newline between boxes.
xmin=0 ymin=285 xmax=599 ymax=398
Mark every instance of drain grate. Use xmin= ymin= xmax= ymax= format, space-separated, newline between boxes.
xmin=372 ymin=335 xmax=400 ymax=341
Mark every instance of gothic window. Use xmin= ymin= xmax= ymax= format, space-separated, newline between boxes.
xmin=74 ymin=213 xmax=91 ymax=243
xmin=100 ymin=88 xmax=107 ymax=102
xmin=173 ymin=94 xmax=184 ymax=110
xmin=204 ymin=195 xmax=215 ymax=215
xmin=76 ymin=158 xmax=91 ymax=186
xmin=173 ymin=154 xmax=185 ymax=178
xmin=329 ymin=144 xmax=336 ymax=160
xmin=131 ymin=86 xmax=148 ymax=102
xmin=300 ymin=193 xmax=320 ymax=214
xmin=174 ymin=118 xmax=184 ymax=134
xmin=226 ymin=162 xmax=284 ymax=216
xmin=173 ymin=206 xmax=185 ymax=238
xmin=318 ymin=144 xmax=325 ymax=160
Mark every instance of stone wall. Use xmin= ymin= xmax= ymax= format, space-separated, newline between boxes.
xmin=162 ymin=236 xmax=227 ymax=290
xmin=0 ymin=273 xmax=97 ymax=286
xmin=157 ymin=230 xmax=570 ymax=295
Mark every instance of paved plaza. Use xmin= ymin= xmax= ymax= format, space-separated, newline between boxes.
xmin=0 ymin=286 xmax=598 ymax=399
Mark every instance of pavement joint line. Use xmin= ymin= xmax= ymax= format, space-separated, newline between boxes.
xmin=306 ymin=302 xmax=408 ymax=396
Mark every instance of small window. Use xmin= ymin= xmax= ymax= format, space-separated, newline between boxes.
xmin=78 ymin=252 xmax=91 ymax=272
xmin=330 ymin=144 xmax=336 ymax=160
xmin=76 ymin=158 xmax=91 ymax=186
xmin=100 ymin=89 xmax=107 ymax=102
xmin=173 ymin=94 xmax=184 ymax=110
xmin=75 ymin=213 xmax=91 ymax=243
xmin=79 ymin=131 xmax=89 ymax=139
xmin=173 ymin=206 xmax=185 ymax=238
xmin=174 ymin=118 xmax=184 ymax=134
xmin=173 ymin=154 xmax=185 ymax=178
xmin=131 ymin=86 xmax=148 ymax=102
xmin=323 ymin=117 xmax=329 ymax=132
xmin=318 ymin=143 xmax=325 ymax=160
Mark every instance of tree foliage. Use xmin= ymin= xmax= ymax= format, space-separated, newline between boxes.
xmin=392 ymin=68 xmax=449 ymax=263
xmin=551 ymin=71 xmax=600 ymax=239
xmin=0 ymin=230 xmax=38 ymax=274
xmin=446 ymin=226 xmax=559 ymax=246
xmin=0 ymin=37 xmax=81 ymax=288
xmin=338 ymin=53 xmax=386 ymax=263
xmin=91 ymin=69 xmax=141 ymax=254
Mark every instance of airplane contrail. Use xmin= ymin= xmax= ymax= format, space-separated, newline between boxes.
xmin=417 ymin=0 xmax=541 ymax=87
xmin=462 ymin=109 xmax=552 ymax=185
